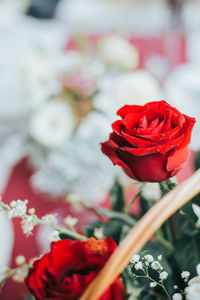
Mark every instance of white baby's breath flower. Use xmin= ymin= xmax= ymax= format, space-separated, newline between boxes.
xmin=192 ymin=204 xmax=200 ymax=228
xmin=8 ymin=200 xmax=28 ymax=219
xmin=29 ymin=100 xmax=75 ymax=148
xmin=28 ymin=208 xmax=35 ymax=215
xmin=98 ymin=34 xmax=139 ymax=71
xmin=42 ymin=214 xmax=57 ymax=225
xmin=67 ymin=193 xmax=81 ymax=207
xmin=144 ymin=255 xmax=154 ymax=263
xmin=181 ymin=271 xmax=190 ymax=280
xmin=64 ymin=215 xmax=78 ymax=228
xmin=134 ymin=262 xmax=143 ymax=270
xmin=158 ymin=255 xmax=162 ymax=261
xmin=48 ymin=230 xmax=60 ymax=242
xmin=151 ymin=261 xmax=163 ymax=271
xmin=12 ymin=269 xmax=28 ymax=283
xmin=172 ymin=293 xmax=183 ymax=300
xmin=160 ymin=271 xmax=168 ymax=280
xmin=21 ymin=215 xmax=35 ymax=236
xmin=15 ymin=255 xmax=26 ymax=266
xmin=150 ymin=282 xmax=157 ymax=288
xmin=94 ymin=227 xmax=104 ymax=240
xmin=131 ymin=254 xmax=140 ymax=264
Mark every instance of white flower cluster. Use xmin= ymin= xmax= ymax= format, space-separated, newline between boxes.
xmin=185 ymin=264 xmax=200 ymax=300
xmin=8 ymin=200 xmax=28 ymax=219
xmin=130 ymin=253 xmax=168 ymax=285
xmin=98 ymin=35 xmax=139 ymax=71
xmin=64 ymin=215 xmax=78 ymax=228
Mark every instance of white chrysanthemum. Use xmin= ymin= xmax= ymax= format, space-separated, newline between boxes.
xmin=164 ymin=63 xmax=200 ymax=150
xmin=29 ymin=100 xmax=75 ymax=148
xmin=185 ymin=264 xmax=200 ymax=300
xmin=185 ymin=276 xmax=200 ymax=300
xmin=98 ymin=35 xmax=139 ymax=71
xmin=94 ymin=71 xmax=161 ymax=119
xmin=0 ymin=0 xmax=29 ymax=25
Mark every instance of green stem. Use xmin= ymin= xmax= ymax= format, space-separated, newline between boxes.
xmin=125 ymin=190 xmax=142 ymax=215
xmin=38 ymin=220 xmax=87 ymax=241
xmin=156 ymin=232 xmax=174 ymax=254
xmin=96 ymin=207 xmax=136 ymax=227
xmin=0 ymin=264 xmax=31 ymax=290
xmin=159 ymin=179 xmax=178 ymax=244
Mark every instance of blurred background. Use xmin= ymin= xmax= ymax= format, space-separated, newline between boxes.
xmin=0 ymin=0 xmax=199 ymax=299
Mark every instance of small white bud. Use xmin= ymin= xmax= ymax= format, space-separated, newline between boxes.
xmin=29 ymin=208 xmax=35 ymax=215
xmin=160 ymin=271 xmax=168 ymax=280
xmin=42 ymin=214 xmax=57 ymax=225
xmin=181 ymin=271 xmax=190 ymax=280
xmin=94 ymin=227 xmax=104 ymax=239
xmin=151 ymin=261 xmax=163 ymax=271
xmin=150 ymin=282 xmax=157 ymax=288
xmin=15 ymin=255 xmax=26 ymax=266
xmin=172 ymin=293 xmax=182 ymax=300
xmin=158 ymin=255 xmax=162 ymax=261
xmin=64 ymin=215 xmax=78 ymax=228
xmin=49 ymin=230 xmax=60 ymax=242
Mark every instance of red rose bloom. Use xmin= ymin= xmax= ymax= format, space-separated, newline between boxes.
xmin=102 ymin=101 xmax=195 ymax=182
xmin=26 ymin=237 xmax=126 ymax=300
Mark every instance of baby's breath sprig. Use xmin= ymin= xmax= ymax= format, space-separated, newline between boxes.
xmin=0 ymin=198 xmax=87 ymax=241
xmin=130 ymin=253 xmax=171 ymax=300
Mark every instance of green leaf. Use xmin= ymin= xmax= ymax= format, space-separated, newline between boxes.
xmin=122 ymin=269 xmax=144 ymax=300
xmin=84 ymin=219 xmax=130 ymax=244
xmin=195 ymin=151 xmax=200 ymax=170
xmin=110 ymin=179 xmax=125 ymax=212
xmin=59 ymin=233 xmax=76 ymax=240
xmin=173 ymin=233 xmax=200 ymax=277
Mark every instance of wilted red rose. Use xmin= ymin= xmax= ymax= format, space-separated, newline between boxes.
xmin=26 ymin=237 xmax=126 ymax=300
xmin=102 ymin=101 xmax=195 ymax=182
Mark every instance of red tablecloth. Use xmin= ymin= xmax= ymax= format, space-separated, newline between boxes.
xmin=0 ymin=33 xmax=189 ymax=300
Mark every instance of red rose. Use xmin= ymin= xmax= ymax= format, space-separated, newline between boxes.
xmin=26 ymin=237 xmax=126 ymax=300
xmin=102 ymin=101 xmax=195 ymax=182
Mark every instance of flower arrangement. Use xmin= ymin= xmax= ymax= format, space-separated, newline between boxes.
xmin=0 ymin=100 xmax=200 ymax=300
xmin=0 ymin=26 xmax=161 ymax=202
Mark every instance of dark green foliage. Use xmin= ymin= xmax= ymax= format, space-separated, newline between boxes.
xmin=110 ymin=178 xmax=125 ymax=212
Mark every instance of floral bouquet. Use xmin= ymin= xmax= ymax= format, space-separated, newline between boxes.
xmin=0 ymin=100 xmax=200 ymax=300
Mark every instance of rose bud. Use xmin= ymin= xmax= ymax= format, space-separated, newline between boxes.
xmin=26 ymin=237 xmax=126 ymax=300
xmin=102 ymin=101 xmax=195 ymax=182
